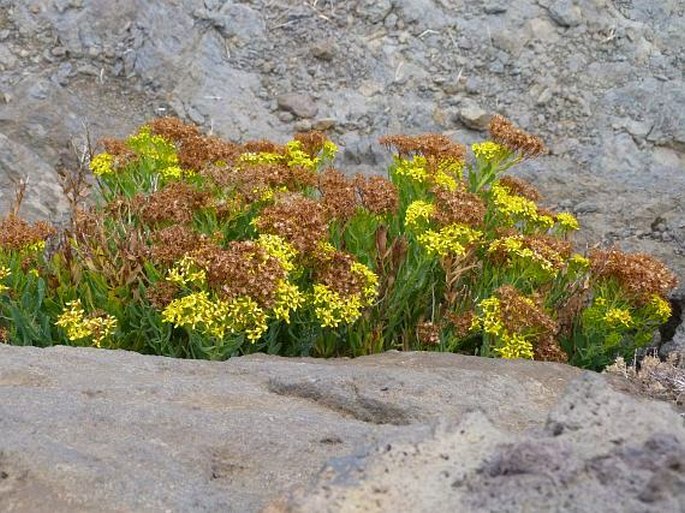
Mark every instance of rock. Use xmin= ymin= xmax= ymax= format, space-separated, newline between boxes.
xmin=546 ymin=0 xmax=583 ymax=28
xmin=310 ymin=40 xmax=337 ymax=61
xmin=270 ymin=373 xmax=685 ymax=513
xmin=276 ymin=93 xmax=319 ymax=119
xmin=0 ymin=346 xmax=585 ymax=513
xmin=458 ymin=99 xmax=491 ymax=131
xmin=312 ymin=118 xmax=336 ymax=131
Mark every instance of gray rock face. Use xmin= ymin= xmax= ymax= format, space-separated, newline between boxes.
xmin=272 ymin=373 xmax=685 ymax=513
xmin=1 ymin=345 xmax=683 ymax=513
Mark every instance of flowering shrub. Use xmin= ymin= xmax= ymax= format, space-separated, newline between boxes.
xmin=0 ymin=116 xmax=677 ymax=369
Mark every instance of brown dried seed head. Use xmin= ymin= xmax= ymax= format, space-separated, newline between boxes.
xmin=354 ymin=174 xmax=399 ymax=216
xmin=417 ymin=321 xmax=441 ymax=346
xmin=242 ymin=139 xmax=286 ymax=155
xmin=497 ymin=176 xmax=541 ymax=202
xmin=255 ymin=194 xmax=329 ymax=255
xmin=379 ymin=134 xmax=466 ymax=163
xmin=191 ymin=241 xmax=284 ymax=308
xmin=318 ymin=168 xmax=358 ymax=223
xmin=445 ymin=310 xmax=475 ymax=339
xmin=0 ymin=214 xmax=55 ymax=251
xmin=589 ymin=248 xmax=677 ymax=302
xmin=314 ymin=249 xmax=365 ymax=297
xmin=134 ymin=182 xmax=210 ymax=226
xmin=431 ymin=186 xmax=486 ymax=228
xmin=149 ymin=225 xmax=207 ymax=266
xmin=488 ymin=115 xmax=546 ymax=158
xmin=495 ymin=285 xmax=558 ymax=337
xmin=294 ymin=131 xmax=329 ymax=157
xmin=533 ymin=335 xmax=568 ymax=363
xmin=145 ymin=280 xmax=179 ymax=309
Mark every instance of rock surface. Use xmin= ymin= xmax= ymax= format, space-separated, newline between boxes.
xmin=1 ymin=344 xmax=684 ymax=513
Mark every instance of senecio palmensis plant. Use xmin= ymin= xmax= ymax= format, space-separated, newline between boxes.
xmin=0 ymin=116 xmax=677 ymax=369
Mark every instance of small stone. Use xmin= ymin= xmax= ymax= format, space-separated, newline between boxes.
xmin=311 ymin=40 xmax=336 ymax=61
xmin=536 ymin=88 xmax=553 ymax=106
xmin=547 ymin=1 xmax=583 ymax=28
xmin=277 ymin=111 xmax=294 ymax=123
xmin=276 ymin=92 xmax=318 ymax=119
xmin=313 ymin=118 xmax=336 ymax=131
xmin=459 ymin=100 xmax=491 ymax=131
xmin=293 ymin=119 xmax=312 ymax=132
xmin=51 ymin=46 xmax=67 ymax=57
xmin=484 ymin=1 xmax=507 ymax=15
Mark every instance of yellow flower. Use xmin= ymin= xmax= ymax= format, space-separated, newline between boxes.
xmin=647 ymin=295 xmax=671 ymax=322
xmin=569 ymin=253 xmax=590 ymax=269
xmin=55 ymin=299 xmax=117 ymax=347
xmin=162 ymin=291 xmax=268 ymax=342
xmin=472 ymin=141 xmax=508 ymax=162
xmin=416 ymin=224 xmax=482 ymax=257
xmin=394 ymin=155 xmax=429 ymax=183
xmin=257 ymin=234 xmax=298 ymax=275
xmin=272 ymin=280 xmax=305 ymax=324
xmin=405 ymin=200 xmax=435 ymax=231
xmin=491 ymin=183 xmax=549 ymax=226
xmin=603 ymin=308 xmax=633 ymax=329
xmin=478 ymin=297 xmax=505 ymax=337
xmin=0 ymin=266 xmax=9 ymax=293
xmin=310 ymin=284 xmax=364 ymax=328
xmin=495 ymin=333 xmax=535 ymax=359
xmin=556 ymin=212 xmax=580 ymax=231
xmin=350 ymin=262 xmax=379 ymax=304
xmin=90 ymin=152 xmax=115 ymax=176
xmin=488 ymin=235 xmax=560 ymax=274
xmin=166 ymin=255 xmax=206 ymax=287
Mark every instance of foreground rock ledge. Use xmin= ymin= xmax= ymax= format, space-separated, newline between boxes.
xmin=0 ymin=346 xmax=682 ymax=513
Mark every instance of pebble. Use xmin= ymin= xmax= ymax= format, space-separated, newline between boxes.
xmin=459 ymin=100 xmax=491 ymax=131
xmin=276 ymin=92 xmax=318 ymax=119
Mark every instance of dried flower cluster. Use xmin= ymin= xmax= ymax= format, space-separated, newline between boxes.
xmin=133 ymin=182 xmax=210 ymax=226
xmin=590 ymin=248 xmax=678 ymax=302
xmin=148 ymin=117 xmax=242 ymax=171
xmin=488 ymin=114 xmax=547 ymax=158
xmin=254 ymin=194 xmax=329 ymax=255
xmin=0 ymin=214 xmax=54 ymax=252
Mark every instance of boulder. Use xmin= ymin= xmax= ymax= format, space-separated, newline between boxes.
xmin=1 ymin=345 xmax=684 ymax=512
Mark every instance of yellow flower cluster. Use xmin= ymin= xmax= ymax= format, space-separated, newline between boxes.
xmin=417 ymin=224 xmax=482 ymax=257
xmin=310 ymin=283 xmax=365 ymax=328
xmin=569 ymin=253 xmax=590 ymax=269
xmin=272 ymin=280 xmax=306 ymax=323
xmin=603 ymin=307 xmax=633 ymax=329
xmin=350 ymin=262 xmax=379 ymax=303
xmin=647 ymin=294 xmax=671 ymax=322
xmin=166 ymin=255 xmax=207 ymax=287
xmin=555 ymin=212 xmax=580 ymax=232
xmin=404 ymin=200 xmax=435 ymax=231
xmin=0 ymin=265 xmax=10 ymax=293
xmin=491 ymin=183 xmax=553 ymax=228
xmin=55 ymin=299 xmax=117 ymax=347
xmin=394 ymin=156 xmax=429 ymax=183
xmin=161 ymin=291 xmax=268 ymax=342
xmin=495 ymin=333 xmax=535 ymax=359
xmin=472 ymin=141 xmax=508 ymax=162
xmin=90 ymin=152 xmax=115 ymax=176
xmin=309 ymin=261 xmax=377 ymax=329
xmin=127 ymin=126 xmax=189 ymax=179
xmin=488 ymin=235 xmax=560 ymax=274
xmin=472 ymin=297 xmax=534 ymax=359
xmin=257 ymin=234 xmax=298 ymax=275
xmin=240 ymin=140 xmax=338 ymax=171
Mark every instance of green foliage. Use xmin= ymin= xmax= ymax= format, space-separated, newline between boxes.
xmin=0 ymin=117 xmax=677 ymax=369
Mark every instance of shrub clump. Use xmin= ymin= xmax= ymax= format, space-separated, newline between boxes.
xmin=0 ymin=116 xmax=677 ymax=369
